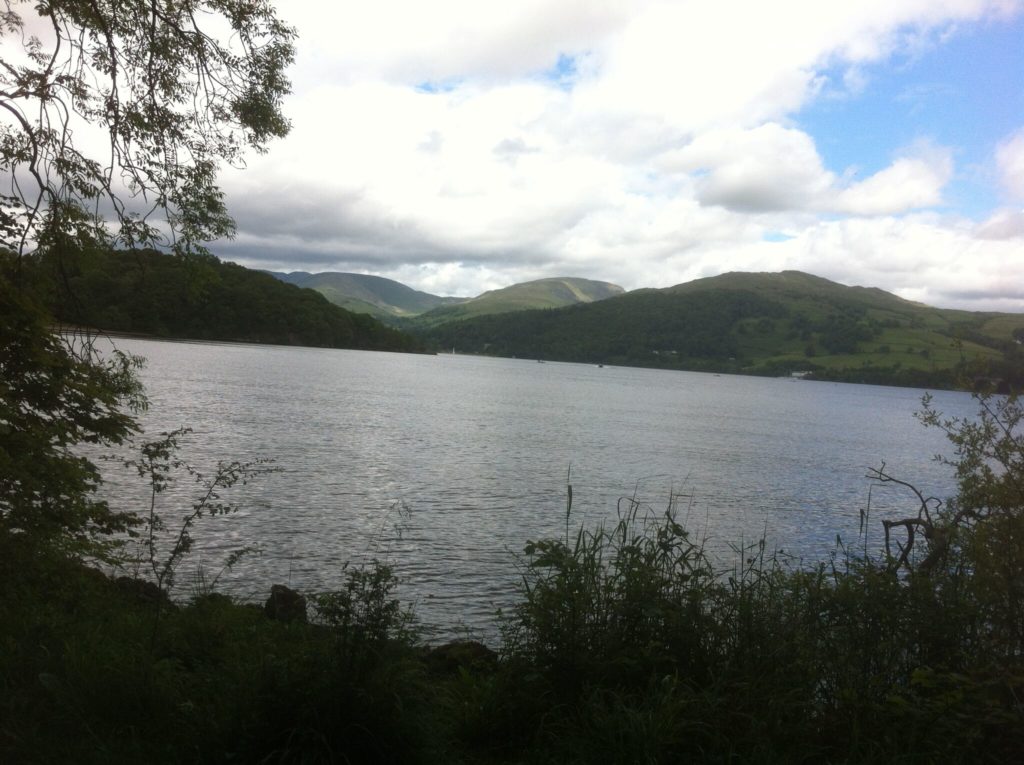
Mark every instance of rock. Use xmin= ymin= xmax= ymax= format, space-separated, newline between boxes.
xmin=264 ymin=584 xmax=307 ymax=623
xmin=425 ymin=640 xmax=498 ymax=674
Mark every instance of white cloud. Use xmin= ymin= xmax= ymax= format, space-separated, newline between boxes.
xmin=976 ymin=208 xmax=1024 ymax=239
xmin=996 ymin=128 xmax=1024 ymax=200
xmin=659 ymin=127 xmax=952 ymax=216
xmin=657 ymin=214 xmax=1024 ymax=311
xmin=664 ymin=124 xmax=835 ymax=212
xmin=835 ymin=142 xmax=953 ymax=214
xmin=213 ymin=0 xmax=1024 ymax=311
xmin=283 ymin=1 xmax=635 ymax=87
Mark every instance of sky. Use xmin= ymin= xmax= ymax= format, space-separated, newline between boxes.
xmin=215 ymin=0 xmax=1024 ymax=310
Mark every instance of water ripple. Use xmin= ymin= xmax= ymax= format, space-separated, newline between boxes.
xmin=94 ymin=339 xmax=978 ymax=641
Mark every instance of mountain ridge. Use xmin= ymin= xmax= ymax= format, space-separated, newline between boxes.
xmin=417 ymin=270 xmax=1024 ymax=389
xmin=36 ymin=250 xmax=1024 ymax=388
xmin=265 ymin=271 xmax=626 ymax=323
xmin=265 ymin=271 xmax=463 ymax=319
xmin=409 ymin=276 xmax=625 ymax=327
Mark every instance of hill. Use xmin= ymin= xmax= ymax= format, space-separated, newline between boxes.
xmin=29 ymin=250 xmax=425 ymax=352
xmin=266 ymin=271 xmax=463 ymax=319
xmin=409 ymin=276 xmax=625 ymax=327
xmin=419 ymin=271 xmax=1024 ymax=389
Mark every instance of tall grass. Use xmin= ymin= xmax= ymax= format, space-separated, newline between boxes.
xmin=4 ymin=493 xmax=1022 ymax=763
xmin=483 ymin=469 xmax=1024 ymax=764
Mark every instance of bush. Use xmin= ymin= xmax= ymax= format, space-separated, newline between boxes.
xmin=312 ymin=561 xmax=418 ymax=674
xmin=490 ymin=395 xmax=1024 ymax=762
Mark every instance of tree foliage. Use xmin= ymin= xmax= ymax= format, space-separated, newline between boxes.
xmin=0 ymin=273 xmax=145 ymax=557
xmin=413 ymin=269 xmax=1024 ymax=387
xmin=1 ymin=0 xmax=294 ymax=259
xmin=918 ymin=392 xmax=1024 ymax=655
xmin=423 ymin=288 xmax=786 ymax=367
xmin=1 ymin=1 xmax=294 ymax=554
xmin=27 ymin=244 xmax=427 ymax=351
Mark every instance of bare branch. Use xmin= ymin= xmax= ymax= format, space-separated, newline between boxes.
xmin=867 ymin=462 xmax=945 ymax=573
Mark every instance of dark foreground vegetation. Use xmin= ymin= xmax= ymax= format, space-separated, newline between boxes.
xmin=3 ymin=304 xmax=1023 ymax=763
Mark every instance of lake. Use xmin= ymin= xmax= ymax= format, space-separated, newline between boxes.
xmin=97 ymin=337 xmax=980 ymax=640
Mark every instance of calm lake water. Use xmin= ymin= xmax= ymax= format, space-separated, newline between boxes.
xmin=98 ymin=338 xmax=979 ymax=640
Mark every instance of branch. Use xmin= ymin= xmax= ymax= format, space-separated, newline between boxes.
xmin=867 ymin=462 xmax=945 ymax=573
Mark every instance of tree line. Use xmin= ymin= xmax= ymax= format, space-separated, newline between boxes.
xmin=22 ymin=245 xmax=425 ymax=352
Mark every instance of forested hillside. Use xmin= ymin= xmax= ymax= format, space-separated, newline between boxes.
xmin=426 ymin=288 xmax=776 ymax=362
xmin=27 ymin=249 xmax=425 ymax=352
xmin=421 ymin=271 xmax=1024 ymax=388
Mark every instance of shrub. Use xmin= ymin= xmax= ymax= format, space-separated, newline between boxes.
xmin=313 ymin=561 xmax=418 ymax=675
xmin=493 ymin=394 xmax=1024 ymax=761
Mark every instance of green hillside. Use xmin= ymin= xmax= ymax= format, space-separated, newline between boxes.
xmin=420 ymin=271 xmax=1024 ymax=389
xmin=410 ymin=276 xmax=625 ymax=327
xmin=268 ymin=271 xmax=463 ymax=319
xmin=28 ymin=250 xmax=425 ymax=352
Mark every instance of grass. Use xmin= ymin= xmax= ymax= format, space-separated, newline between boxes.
xmin=734 ymin=321 xmax=999 ymax=375
xmin=4 ymin=500 xmax=1021 ymax=764
xmin=980 ymin=314 xmax=1024 ymax=342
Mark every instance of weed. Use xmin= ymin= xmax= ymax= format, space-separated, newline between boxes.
xmin=118 ymin=428 xmax=276 ymax=598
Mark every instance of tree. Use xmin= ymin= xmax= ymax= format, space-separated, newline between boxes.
xmin=869 ymin=390 xmax=1024 ymax=657
xmin=0 ymin=280 xmax=145 ymax=557
xmin=0 ymin=1 xmax=294 ymax=556
xmin=1 ymin=0 xmax=294 ymax=261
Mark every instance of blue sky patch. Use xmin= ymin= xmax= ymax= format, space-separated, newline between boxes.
xmin=538 ymin=53 xmax=580 ymax=91
xmin=798 ymin=15 xmax=1024 ymax=217
xmin=414 ymin=78 xmax=463 ymax=94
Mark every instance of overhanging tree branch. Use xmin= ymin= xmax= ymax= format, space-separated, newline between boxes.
xmin=1 ymin=0 xmax=294 ymax=557
xmin=1 ymin=0 xmax=295 ymax=261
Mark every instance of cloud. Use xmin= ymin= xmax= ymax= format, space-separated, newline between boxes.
xmin=283 ymin=1 xmax=634 ymax=87
xmin=665 ymin=214 xmax=1024 ymax=312
xmin=493 ymin=137 xmax=541 ymax=164
xmin=976 ymin=208 xmax=1024 ymax=239
xmin=211 ymin=0 xmax=1024 ymax=312
xmin=665 ymin=124 xmax=835 ymax=212
xmin=835 ymin=142 xmax=953 ymax=214
xmin=996 ymin=127 xmax=1024 ymax=199
xmin=662 ymin=127 xmax=951 ymax=215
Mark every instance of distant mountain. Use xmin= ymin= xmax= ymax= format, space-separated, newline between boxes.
xmin=31 ymin=251 xmax=426 ymax=353
xmin=418 ymin=270 xmax=1024 ymax=389
xmin=409 ymin=276 xmax=625 ymax=327
xmin=666 ymin=271 xmax=927 ymax=312
xmin=269 ymin=270 xmax=314 ymax=286
xmin=266 ymin=271 xmax=463 ymax=319
xmin=264 ymin=271 xmax=626 ymax=325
